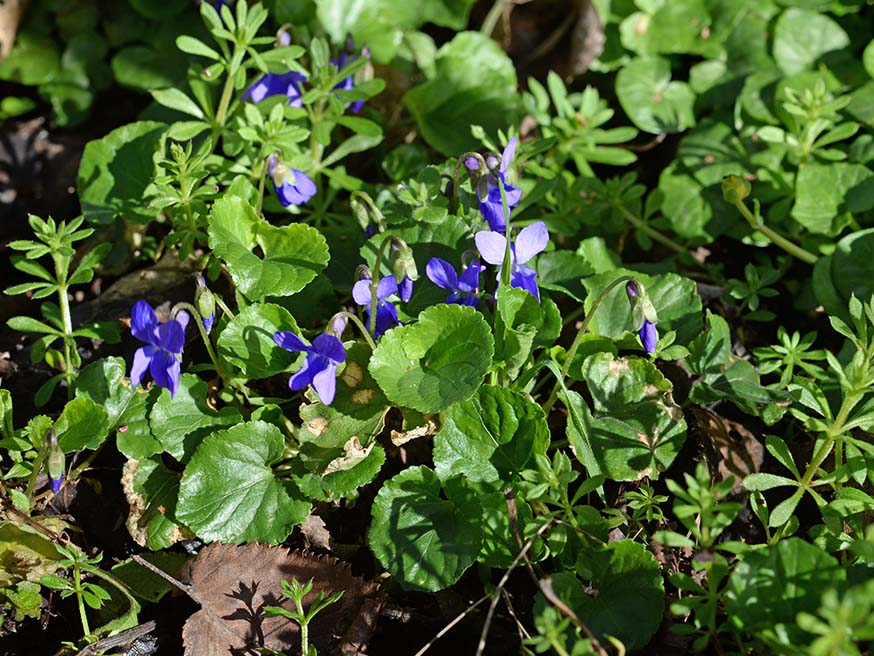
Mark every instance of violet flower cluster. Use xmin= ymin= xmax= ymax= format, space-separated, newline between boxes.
xmin=243 ymin=45 xmax=368 ymax=208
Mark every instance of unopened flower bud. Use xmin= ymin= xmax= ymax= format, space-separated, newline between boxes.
xmin=46 ymin=430 xmax=64 ymax=494
xmin=326 ymin=313 xmax=348 ymax=337
xmin=722 ymin=174 xmax=751 ymax=204
xmin=626 ymin=279 xmax=658 ymax=354
xmin=391 ymin=238 xmax=417 ymax=303
xmin=195 ymin=275 xmax=216 ymax=334
xmin=355 ymin=265 xmax=372 ymax=281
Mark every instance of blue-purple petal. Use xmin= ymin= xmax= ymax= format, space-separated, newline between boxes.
xmin=479 ymin=196 xmax=509 ymax=233
xmin=130 ymin=345 xmax=154 ymax=387
xmin=312 ymin=333 xmax=346 ymax=363
xmin=458 ymin=261 xmax=482 ymax=292
xmin=399 ymin=276 xmax=414 ymax=303
xmin=131 ymin=300 xmax=158 ymax=345
xmin=274 ymin=169 xmax=317 ymax=206
xmin=289 ymin=354 xmax=319 ymax=391
xmin=244 ymin=71 xmax=306 ymax=107
xmin=475 ymin=231 xmax=508 ymax=266
xmin=274 ymin=331 xmax=311 ymax=353
xmin=352 ymin=279 xmax=373 ymax=306
xmin=426 ymin=258 xmax=458 ymax=291
xmin=155 ymin=318 xmax=185 ymax=354
xmin=514 ymin=221 xmax=549 ymax=264
xmin=511 ymin=264 xmax=540 ymax=301
xmin=150 ymin=350 xmax=181 ymax=398
xmin=376 ymin=275 xmax=398 ymax=301
xmin=640 ymin=320 xmax=658 ymax=354
xmin=500 ymin=137 xmax=517 ymax=174
xmin=312 ymin=362 xmax=338 ymax=405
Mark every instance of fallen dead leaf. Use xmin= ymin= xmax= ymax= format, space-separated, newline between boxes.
xmin=692 ymin=407 xmax=763 ymax=494
xmin=181 ymin=543 xmax=383 ymax=656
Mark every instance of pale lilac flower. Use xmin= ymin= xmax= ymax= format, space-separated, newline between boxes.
xmin=475 ymin=221 xmax=548 ymax=301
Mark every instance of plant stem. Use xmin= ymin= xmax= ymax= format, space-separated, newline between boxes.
xmin=481 ymin=0 xmax=508 ymax=36
xmin=542 ymin=275 xmax=635 ymax=413
xmin=171 ymin=302 xmax=230 ymax=384
xmin=212 ymin=72 xmax=237 ymax=144
xmin=294 ymin=595 xmax=309 ymax=656
xmin=333 ymin=311 xmax=376 ymax=350
xmin=255 ymin=156 xmax=268 ymax=216
xmin=615 ymin=203 xmax=690 ymax=257
xmin=74 ymin=562 xmax=91 ymax=638
xmin=369 ymin=236 xmax=394 ymax=337
xmin=53 ymin=252 xmax=74 ymax=398
xmin=732 ymin=198 xmax=818 ymax=265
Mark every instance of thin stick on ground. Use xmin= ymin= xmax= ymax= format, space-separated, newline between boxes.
xmin=475 ymin=515 xmax=555 ymax=656
xmin=132 ymin=554 xmax=192 ymax=595
xmin=413 ymin=595 xmax=489 ymax=656
xmin=503 ymin=488 xmax=609 ymax=656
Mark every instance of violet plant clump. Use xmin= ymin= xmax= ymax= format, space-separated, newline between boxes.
xmin=6 ymin=3 xmax=874 ymax=654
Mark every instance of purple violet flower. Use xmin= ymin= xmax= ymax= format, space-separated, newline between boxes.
xmin=244 ymin=70 xmax=307 ymax=107
xmin=475 ymin=221 xmax=548 ymax=301
xmin=332 ymin=52 xmax=364 ymax=113
xmin=50 ymin=474 xmax=63 ymax=494
xmin=129 ymin=300 xmax=187 ymax=398
xmin=352 ymin=276 xmax=400 ymax=338
xmin=479 ymin=137 xmax=522 ymax=233
xmin=426 ymin=258 xmax=483 ymax=307
xmin=274 ymin=331 xmax=346 ymax=405
xmin=268 ymin=154 xmax=316 ymax=207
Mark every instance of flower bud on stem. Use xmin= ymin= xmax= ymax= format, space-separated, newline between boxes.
xmin=543 ymin=275 xmax=637 ymax=413
xmin=722 ymin=175 xmax=818 ymax=265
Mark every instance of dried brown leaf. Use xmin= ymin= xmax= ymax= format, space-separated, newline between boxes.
xmin=181 ymin=543 xmax=383 ymax=656
xmin=299 ymin=515 xmax=332 ymax=552
xmin=692 ymin=408 xmax=763 ymax=494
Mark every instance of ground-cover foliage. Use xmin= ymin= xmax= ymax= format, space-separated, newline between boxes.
xmin=2 ymin=0 xmax=874 ymax=653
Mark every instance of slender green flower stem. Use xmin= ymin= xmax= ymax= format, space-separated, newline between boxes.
xmin=350 ymin=191 xmax=384 ymax=229
xmin=255 ymin=156 xmax=268 ymax=216
xmin=74 ymin=562 xmax=91 ymax=638
xmin=731 ymin=198 xmax=818 ymax=265
xmin=213 ymin=292 xmax=236 ymax=321
xmin=212 ymin=71 xmax=237 ymax=144
xmin=332 ymin=311 xmax=376 ymax=350
xmin=542 ymin=275 xmax=635 ymax=413
xmin=368 ymin=236 xmax=395 ymax=338
xmin=69 ymin=445 xmax=103 ymax=483
xmin=296 ymin=596 xmax=310 ymax=656
xmin=498 ymin=178 xmax=513 ymax=287
xmin=53 ymin=251 xmax=75 ymax=397
xmin=615 ymin=203 xmax=689 ymax=256
xmin=24 ymin=431 xmax=51 ymax=499
xmin=172 ymin=302 xmax=230 ymax=384
xmin=481 ymin=0 xmax=508 ymax=36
